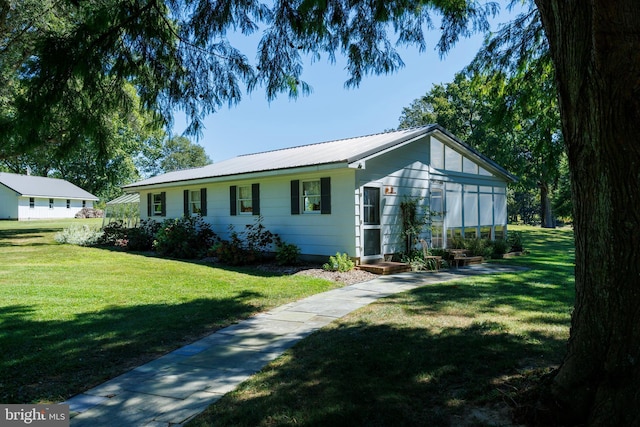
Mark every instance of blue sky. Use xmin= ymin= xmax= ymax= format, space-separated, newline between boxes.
xmin=174 ymin=7 xmax=520 ymax=162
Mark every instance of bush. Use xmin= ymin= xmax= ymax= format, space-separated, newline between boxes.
xmin=100 ymin=221 xmax=128 ymax=246
xmin=490 ymin=239 xmax=509 ymax=258
xmin=464 ymin=238 xmax=493 ymax=258
xmin=275 ymin=239 xmax=301 ymax=266
xmin=212 ymin=232 xmax=253 ymax=265
xmin=508 ymin=231 xmax=524 ymax=252
xmin=153 ymin=216 xmax=218 ymax=259
xmin=212 ymin=217 xmax=279 ymax=266
xmin=74 ymin=207 xmax=103 ymax=218
xmin=55 ymin=225 xmax=104 ymax=246
xmin=100 ymin=219 xmax=160 ymax=251
xmin=126 ymin=220 xmax=160 ymax=251
xmin=323 ymin=252 xmax=355 ymax=272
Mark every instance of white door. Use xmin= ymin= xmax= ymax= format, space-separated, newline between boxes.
xmin=362 ymin=186 xmax=382 ymax=260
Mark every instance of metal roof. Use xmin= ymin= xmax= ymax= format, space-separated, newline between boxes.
xmin=124 ymin=125 xmax=516 ymax=189
xmin=106 ymin=193 xmax=140 ymax=205
xmin=0 ymin=172 xmax=99 ymax=200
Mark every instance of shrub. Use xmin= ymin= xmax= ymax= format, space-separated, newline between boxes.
xmin=508 ymin=231 xmax=524 ymax=252
xmin=448 ymin=235 xmax=466 ymax=249
xmin=323 ymin=252 xmax=355 ymax=272
xmin=242 ymin=216 xmax=277 ymax=258
xmin=100 ymin=221 xmax=128 ymax=246
xmin=126 ymin=219 xmax=160 ymax=251
xmin=464 ymin=238 xmax=493 ymax=258
xmin=212 ymin=231 xmax=253 ymax=265
xmin=55 ymin=225 xmax=104 ymax=246
xmin=100 ymin=219 xmax=160 ymax=251
xmin=153 ymin=216 xmax=218 ymax=259
xmin=213 ymin=217 xmax=279 ymax=266
xmin=490 ymin=239 xmax=509 ymax=258
xmin=275 ymin=239 xmax=301 ymax=266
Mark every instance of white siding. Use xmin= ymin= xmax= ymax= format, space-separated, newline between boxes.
xmin=16 ymin=197 xmax=88 ymax=220
xmin=0 ymin=185 xmax=18 ymax=219
xmin=140 ymin=169 xmax=358 ymax=258
xmin=355 ymin=136 xmax=431 ymax=257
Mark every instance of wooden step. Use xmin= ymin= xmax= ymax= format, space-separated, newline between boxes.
xmin=357 ymin=261 xmax=412 ymax=275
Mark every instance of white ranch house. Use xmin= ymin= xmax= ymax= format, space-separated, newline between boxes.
xmin=124 ymin=125 xmax=516 ymax=262
xmin=0 ymin=172 xmax=98 ymax=220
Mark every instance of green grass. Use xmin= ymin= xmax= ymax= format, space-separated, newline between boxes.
xmin=0 ymin=219 xmax=340 ymax=404
xmin=189 ymin=225 xmax=575 ymax=426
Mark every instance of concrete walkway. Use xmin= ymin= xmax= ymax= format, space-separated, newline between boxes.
xmin=64 ymin=264 xmax=527 ymax=426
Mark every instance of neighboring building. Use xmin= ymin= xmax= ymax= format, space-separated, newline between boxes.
xmin=0 ymin=172 xmax=99 ymax=220
xmin=123 ymin=125 xmax=517 ymax=262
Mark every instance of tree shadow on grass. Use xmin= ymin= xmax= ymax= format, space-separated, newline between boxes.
xmin=190 ymin=266 xmax=573 ymax=427
xmin=191 ymin=320 xmax=566 ymax=427
xmin=0 ymin=228 xmax=62 ymax=247
xmin=0 ymin=291 xmax=262 ymax=404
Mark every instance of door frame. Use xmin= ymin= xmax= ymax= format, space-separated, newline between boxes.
xmin=360 ymin=184 xmax=383 ymax=262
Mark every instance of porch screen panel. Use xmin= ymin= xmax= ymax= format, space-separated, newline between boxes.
xmin=479 ymin=194 xmax=493 ymax=225
xmin=363 ymin=229 xmax=381 ymax=256
xmin=446 ymin=187 xmax=462 ymax=227
xmin=494 ymin=193 xmax=507 ymax=224
xmin=464 ymin=192 xmax=478 ymax=226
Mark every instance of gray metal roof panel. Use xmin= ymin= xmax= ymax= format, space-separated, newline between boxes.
xmin=106 ymin=193 xmax=140 ymax=205
xmin=124 ymin=125 xmax=516 ymax=189
xmin=0 ymin=172 xmax=99 ymax=200
xmin=124 ymin=126 xmax=437 ymax=188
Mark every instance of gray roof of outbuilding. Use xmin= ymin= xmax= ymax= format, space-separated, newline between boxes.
xmin=0 ymin=172 xmax=99 ymax=200
xmin=124 ymin=124 xmax=516 ymax=189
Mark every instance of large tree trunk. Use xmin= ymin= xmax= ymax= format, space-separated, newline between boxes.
xmin=534 ymin=0 xmax=640 ymax=424
xmin=539 ymin=181 xmax=555 ymax=228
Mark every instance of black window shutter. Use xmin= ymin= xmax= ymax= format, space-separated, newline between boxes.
xmin=230 ymin=186 xmax=237 ymax=216
xmin=160 ymin=192 xmax=166 ymax=216
xmin=321 ymin=177 xmax=331 ymax=214
xmin=252 ymin=183 xmax=260 ymax=215
xmin=200 ymin=188 xmax=207 ymax=216
xmin=290 ymin=180 xmax=300 ymax=215
xmin=147 ymin=193 xmax=152 ymax=217
xmin=183 ymin=189 xmax=189 ymax=216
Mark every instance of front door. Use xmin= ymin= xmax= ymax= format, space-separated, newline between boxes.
xmin=362 ymin=186 xmax=381 ymax=260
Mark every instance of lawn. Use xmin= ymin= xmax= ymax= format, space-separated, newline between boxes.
xmin=0 ymin=219 xmax=340 ymax=404
xmin=188 ymin=225 xmax=576 ymax=426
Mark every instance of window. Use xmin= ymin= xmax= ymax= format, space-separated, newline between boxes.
xmin=464 ymin=227 xmax=478 ymax=239
xmin=363 ymin=187 xmax=380 ymax=225
xmin=147 ymin=192 xmax=166 ymax=217
xmin=238 ymin=186 xmax=252 ymax=213
xmin=430 ymin=137 xmax=444 ymax=169
xmin=49 ymin=198 xmax=54 ymax=209
xmin=463 ymin=157 xmax=478 ymax=174
xmin=29 ymin=198 xmax=34 ymax=209
xmin=184 ymin=189 xmax=207 ymax=215
xmin=480 ymin=226 xmax=492 ymax=239
xmin=66 ymin=199 xmax=71 ymax=209
xmin=431 ymin=222 xmax=444 ymax=248
xmin=153 ymin=194 xmax=163 ymax=215
xmin=430 ymin=188 xmax=443 ymax=215
xmin=82 ymin=200 xmax=86 ymax=208
xmin=291 ymin=178 xmax=331 ymax=215
xmin=230 ymin=184 xmax=259 ymax=216
xmin=444 ymin=146 xmax=462 ymax=172
xmin=302 ymin=180 xmax=321 ymax=213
